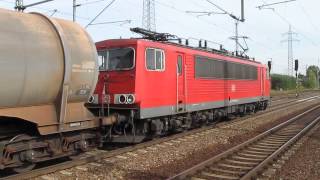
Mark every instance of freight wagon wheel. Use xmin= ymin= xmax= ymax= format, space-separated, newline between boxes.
xmin=10 ymin=134 xmax=36 ymax=173
xmin=12 ymin=162 xmax=36 ymax=173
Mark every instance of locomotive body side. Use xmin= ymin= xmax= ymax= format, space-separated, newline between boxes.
xmin=136 ymin=40 xmax=269 ymax=119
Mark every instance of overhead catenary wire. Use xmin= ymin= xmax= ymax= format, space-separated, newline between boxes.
xmin=155 ymin=2 xmax=226 ymax=47
xmin=0 ymin=0 xmax=274 ymax=55
xmin=297 ymin=1 xmax=320 ymax=32
xmin=79 ymin=0 xmax=107 ymax=6
xmin=257 ymin=0 xmax=320 ymax=74
xmin=118 ymin=0 xmax=226 ymax=49
xmin=187 ymin=0 xmax=276 ymax=54
xmin=85 ymin=0 xmax=116 ymax=28
xmin=49 ymin=9 xmax=57 ymax=16
xmin=257 ymin=0 xmax=297 ymax=9
xmin=185 ymin=10 xmax=226 ymax=17
xmin=205 ymin=0 xmax=246 ymax=54
xmin=205 ymin=0 xmax=244 ymax=22
xmin=0 ymin=0 xmax=91 ymax=20
xmin=153 ymin=0 xmax=275 ymax=56
xmin=89 ymin=20 xmax=131 ymax=26
xmin=259 ymin=0 xmax=319 ymax=47
xmin=154 ymin=0 xmax=233 ymax=34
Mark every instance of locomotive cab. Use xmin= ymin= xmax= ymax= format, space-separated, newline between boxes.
xmin=97 ymin=47 xmax=136 ymax=105
xmin=85 ymin=40 xmax=149 ymax=142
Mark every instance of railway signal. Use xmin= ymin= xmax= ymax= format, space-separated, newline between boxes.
xmin=295 ymin=59 xmax=299 ymax=71
xmin=268 ymin=60 xmax=272 ymax=73
xmin=295 ymin=59 xmax=299 ymax=97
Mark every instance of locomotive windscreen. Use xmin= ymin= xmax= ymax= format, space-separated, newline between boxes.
xmin=98 ymin=48 xmax=135 ymax=71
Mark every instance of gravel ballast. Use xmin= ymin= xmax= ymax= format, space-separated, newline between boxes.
xmin=270 ymin=124 xmax=320 ymax=180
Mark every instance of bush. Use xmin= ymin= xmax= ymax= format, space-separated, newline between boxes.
xmin=271 ymin=74 xmax=296 ymax=90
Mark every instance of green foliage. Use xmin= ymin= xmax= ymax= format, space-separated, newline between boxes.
xmin=271 ymin=74 xmax=296 ymax=90
xmin=271 ymin=65 xmax=320 ymax=90
xmin=307 ymin=65 xmax=319 ymax=74
xmin=305 ymin=65 xmax=319 ymax=89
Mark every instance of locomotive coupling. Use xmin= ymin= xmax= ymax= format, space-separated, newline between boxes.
xmin=101 ymin=114 xmax=126 ymax=125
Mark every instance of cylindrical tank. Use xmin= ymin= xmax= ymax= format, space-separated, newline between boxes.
xmin=0 ymin=8 xmax=98 ymax=108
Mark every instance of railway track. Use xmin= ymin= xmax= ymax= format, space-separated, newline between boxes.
xmin=1 ymin=95 xmax=319 ymax=180
xmin=268 ymin=95 xmax=320 ymax=111
xmin=168 ymin=105 xmax=320 ymax=180
xmin=270 ymin=90 xmax=320 ymax=101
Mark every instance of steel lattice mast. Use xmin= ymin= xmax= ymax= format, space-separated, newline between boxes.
xmin=282 ymin=25 xmax=299 ymax=76
xmin=142 ymin=0 xmax=156 ymax=31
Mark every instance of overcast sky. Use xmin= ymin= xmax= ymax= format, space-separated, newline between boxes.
xmin=1 ymin=0 xmax=319 ymax=75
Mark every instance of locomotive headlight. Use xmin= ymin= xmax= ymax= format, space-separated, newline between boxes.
xmin=88 ymin=95 xmax=95 ymax=103
xmin=88 ymin=94 xmax=98 ymax=104
xmin=126 ymin=94 xmax=135 ymax=104
xmin=118 ymin=95 xmax=126 ymax=104
xmin=115 ymin=94 xmax=136 ymax=104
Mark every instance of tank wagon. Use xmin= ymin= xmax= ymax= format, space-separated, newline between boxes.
xmin=86 ymin=28 xmax=271 ymax=143
xmin=0 ymin=8 xmax=115 ymax=172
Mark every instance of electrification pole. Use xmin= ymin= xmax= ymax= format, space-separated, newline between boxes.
xmin=235 ymin=20 xmax=239 ymax=54
xmin=317 ymin=58 xmax=320 ymax=89
xmin=288 ymin=25 xmax=294 ymax=76
xmin=73 ymin=0 xmax=81 ymax=22
xmin=142 ymin=0 xmax=156 ymax=31
xmin=231 ymin=0 xmax=245 ymax=55
xmin=191 ymin=0 xmax=247 ymax=54
xmin=73 ymin=0 xmax=76 ymax=22
xmin=282 ymin=25 xmax=299 ymax=77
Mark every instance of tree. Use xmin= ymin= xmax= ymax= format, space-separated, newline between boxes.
xmin=306 ymin=65 xmax=319 ymax=89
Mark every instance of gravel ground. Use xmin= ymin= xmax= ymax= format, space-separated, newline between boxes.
xmin=34 ymin=97 xmax=320 ymax=180
xmin=270 ymin=124 xmax=320 ymax=180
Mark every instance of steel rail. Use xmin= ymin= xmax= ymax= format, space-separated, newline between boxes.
xmin=168 ymin=104 xmax=320 ymax=180
xmin=269 ymin=95 xmax=320 ymax=110
xmin=241 ymin=114 xmax=320 ymax=179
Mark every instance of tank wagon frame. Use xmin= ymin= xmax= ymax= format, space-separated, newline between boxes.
xmin=0 ymin=9 xmax=114 ymax=172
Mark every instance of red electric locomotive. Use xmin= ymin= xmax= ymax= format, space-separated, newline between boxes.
xmin=86 ymin=28 xmax=271 ymax=143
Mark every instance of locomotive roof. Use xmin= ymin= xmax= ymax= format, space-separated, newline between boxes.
xmin=96 ymin=38 xmax=263 ymax=66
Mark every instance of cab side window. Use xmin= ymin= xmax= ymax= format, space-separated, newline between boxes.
xmin=177 ymin=55 xmax=182 ymax=75
xmin=146 ymin=48 xmax=165 ymax=71
xmin=98 ymin=51 xmax=107 ymax=71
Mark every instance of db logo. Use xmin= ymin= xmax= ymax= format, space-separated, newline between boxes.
xmin=231 ymin=84 xmax=236 ymax=92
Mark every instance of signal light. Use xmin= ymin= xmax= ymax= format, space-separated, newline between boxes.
xmin=268 ymin=61 xmax=272 ymax=72
xmin=295 ymin=59 xmax=299 ymax=71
